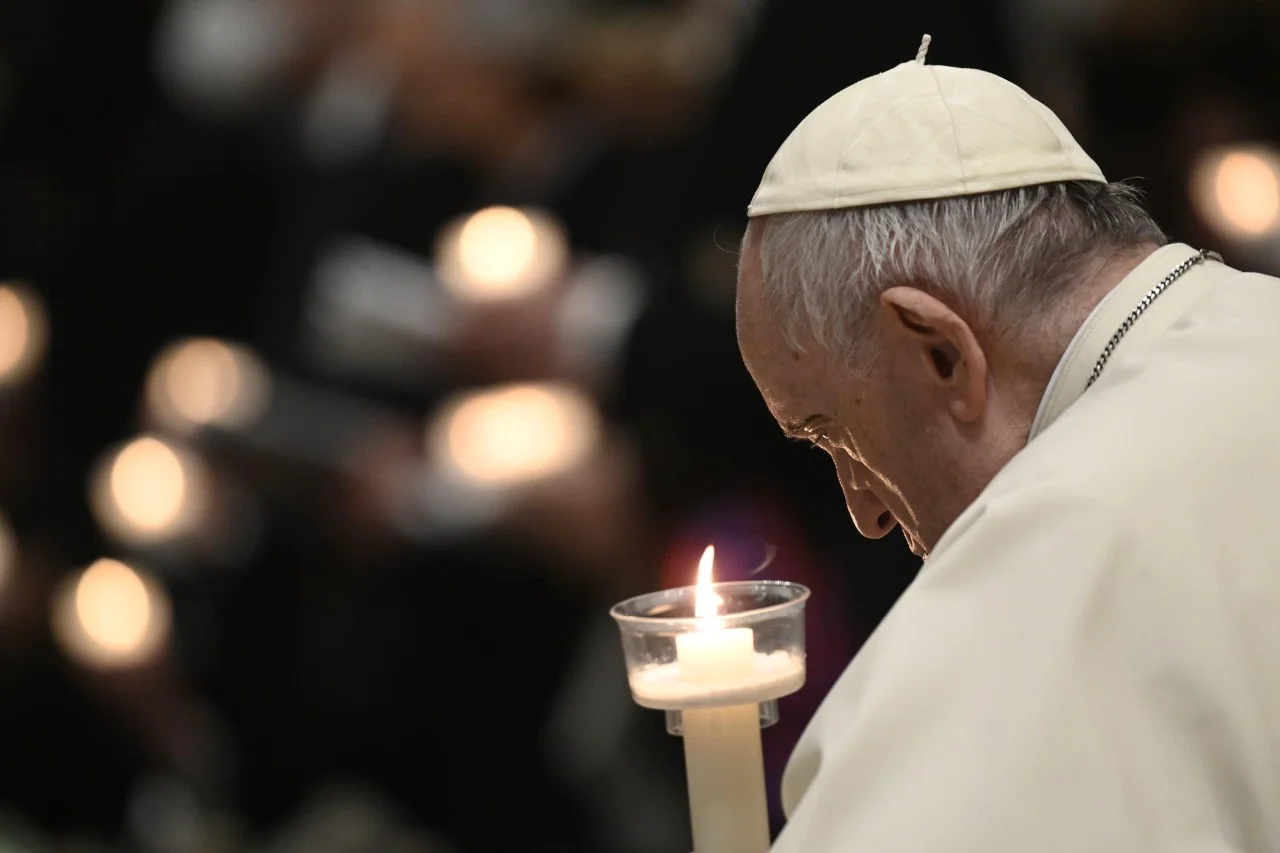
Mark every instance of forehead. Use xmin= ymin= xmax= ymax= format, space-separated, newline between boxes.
xmin=735 ymin=228 xmax=831 ymax=427
xmin=735 ymin=226 xmax=784 ymax=362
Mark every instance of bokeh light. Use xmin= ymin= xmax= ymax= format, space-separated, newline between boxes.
xmin=145 ymin=338 xmax=271 ymax=434
xmin=90 ymin=436 xmax=210 ymax=545
xmin=51 ymin=558 xmax=172 ymax=670
xmin=428 ymin=382 xmax=601 ymax=486
xmin=0 ymin=282 xmax=49 ymax=387
xmin=1190 ymin=145 xmax=1280 ymax=239
xmin=153 ymin=0 xmax=296 ymax=116
xmin=435 ymin=206 xmax=569 ymax=301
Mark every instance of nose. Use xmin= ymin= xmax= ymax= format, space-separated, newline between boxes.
xmin=833 ymin=455 xmax=897 ymax=539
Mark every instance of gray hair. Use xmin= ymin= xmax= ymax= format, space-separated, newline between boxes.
xmin=752 ymin=180 xmax=1167 ymax=372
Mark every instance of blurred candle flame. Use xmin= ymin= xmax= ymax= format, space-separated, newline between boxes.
xmin=695 ymin=545 xmax=722 ymax=619
xmin=1214 ymin=151 xmax=1280 ymax=235
xmin=109 ymin=438 xmax=189 ymax=534
xmin=1190 ymin=145 xmax=1280 ymax=239
xmin=429 ymin=381 xmax=600 ymax=486
xmin=435 ymin=206 xmax=568 ymax=302
xmin=51 ymin=558 xmax=172 ymax=670
xmin=145 ymin=338 xmax=271 ymax=434
xmin=0 ymin=283 xmax=48 ymax=386
xmin=89 ymin=435 xmax=211 ymax=546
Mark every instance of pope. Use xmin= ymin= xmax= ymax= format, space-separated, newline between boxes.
xmin=737 ymin=35 xmax=1280 ymax=852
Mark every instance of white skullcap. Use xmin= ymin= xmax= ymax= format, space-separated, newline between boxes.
xmin=747 ymin=35 xmax=1105 ymax=217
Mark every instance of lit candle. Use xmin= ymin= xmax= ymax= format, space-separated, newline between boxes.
xmin=611 ymin=551 xmax=809 ymax=852
xmin=676 ymin=546 xmax=771 ymax=853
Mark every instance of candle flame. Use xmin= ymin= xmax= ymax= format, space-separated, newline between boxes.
xmin=694 ymin=545 xmax=723 ymax=619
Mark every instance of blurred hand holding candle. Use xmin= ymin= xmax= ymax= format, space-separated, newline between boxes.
xmin=612 ymin=547 xmax=809 ymax=853
xmin=300 ymin=207 xmax=646 ymax=391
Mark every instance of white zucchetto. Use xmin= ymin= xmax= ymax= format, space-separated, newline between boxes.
xmin=748 ymin=35 xmax=1105 ymax=217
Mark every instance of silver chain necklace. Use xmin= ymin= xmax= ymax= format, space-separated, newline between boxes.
xmin=1085 ymin=248 xmax=1222 ymax=389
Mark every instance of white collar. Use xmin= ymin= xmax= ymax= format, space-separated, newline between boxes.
xmin=1026 ymin=243 xmax=1215 ymax=442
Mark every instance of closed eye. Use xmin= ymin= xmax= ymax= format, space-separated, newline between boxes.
xmin=786 ymin=433 xmax=829 ymax=452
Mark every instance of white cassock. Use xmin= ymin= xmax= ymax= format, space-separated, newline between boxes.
xmin=772 ymin=242 xmax=1280 ymax=851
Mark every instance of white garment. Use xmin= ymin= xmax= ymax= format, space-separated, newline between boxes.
xmin=773 ymin=243 xmax=1280 ymax=852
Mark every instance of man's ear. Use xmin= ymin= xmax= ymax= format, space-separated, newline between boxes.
xmin=878 ymin=286 xmax=988 ymax=423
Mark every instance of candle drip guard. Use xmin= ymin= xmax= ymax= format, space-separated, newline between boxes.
xmin=611 ymin=580 xmax=810 ymax=728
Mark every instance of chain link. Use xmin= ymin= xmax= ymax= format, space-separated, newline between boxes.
xmin=1085 ymin=249 xmax=1222 ymax=389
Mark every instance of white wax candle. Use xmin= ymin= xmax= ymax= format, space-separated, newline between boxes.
xmin=676 ymin=626 xmax=755 ymax=682
xmin=676 ymin=625 xmax=771 ymax=853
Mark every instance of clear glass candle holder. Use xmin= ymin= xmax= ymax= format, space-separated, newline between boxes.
xmin=611 ymin=580 xmax=809 ymax=733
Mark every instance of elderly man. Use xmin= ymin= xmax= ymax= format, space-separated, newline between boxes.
xmin=737 ymin=37 xmax=1280 ymax=852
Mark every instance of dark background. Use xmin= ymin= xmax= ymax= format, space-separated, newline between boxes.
xmin=0 ymin=0 xmax=1276 ymax=851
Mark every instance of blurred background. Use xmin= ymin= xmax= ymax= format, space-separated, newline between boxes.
xmin=0 ymin=0 xmax=1278 ymax=850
